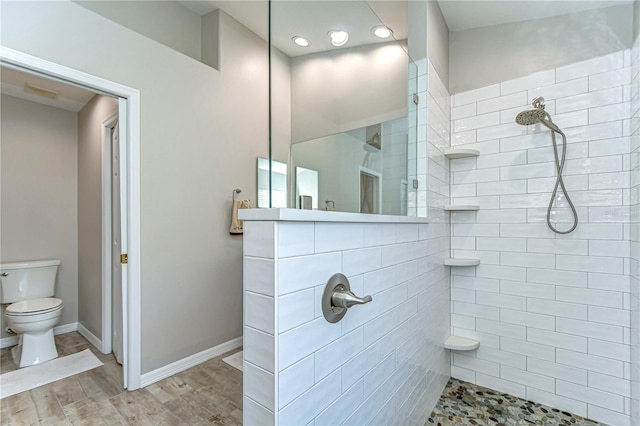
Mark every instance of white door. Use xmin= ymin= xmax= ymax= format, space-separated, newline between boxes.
xmin=111 ymin=122 xmax=124 ymax=365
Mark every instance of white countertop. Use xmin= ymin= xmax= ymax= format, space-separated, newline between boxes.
xmin=238 ymin=208 xmax=430 ymax=223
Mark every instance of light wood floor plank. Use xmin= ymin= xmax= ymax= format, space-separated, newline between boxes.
xmin=30 ymin=384 xmax=66 ymax=423
xmin=1 ymin=332 xmax=244 ymax=425
xmin=63 ymin=392 xmax=127 ymax=425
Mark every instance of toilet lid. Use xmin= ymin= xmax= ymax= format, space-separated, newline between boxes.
xmin=6 ymin=298 xmax=63 ymax=315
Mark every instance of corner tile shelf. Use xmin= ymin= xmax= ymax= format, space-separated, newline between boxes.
xmin=443 ymin=205 xmax=480 ymax=211
xmin=444 ymin=148 xmax=480 ymax=159
xmin=444 ymin=335 xmax=480 ymax=351
xmin=444 ymin=258 xmax=480 ymax=267
xmin=444 ymin=148 xmax=481 ymax=268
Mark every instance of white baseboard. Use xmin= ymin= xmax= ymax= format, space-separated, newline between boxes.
xmin=77 ymin=323 xmax=103 ymax=353
xmin=140 ymin=336 xmax=242 ymax=388
xmin=0 ymin=322 xmax=78 ymax=349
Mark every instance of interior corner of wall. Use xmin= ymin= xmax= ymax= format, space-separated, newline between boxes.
xmin=201 ymin=9 xmax=221 ymax=71
xmin=635 ymin=0 xmax=640 ymax=42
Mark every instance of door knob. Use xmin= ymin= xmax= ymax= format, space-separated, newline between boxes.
xmin=322 ymin=273 xmax=372 ymax=323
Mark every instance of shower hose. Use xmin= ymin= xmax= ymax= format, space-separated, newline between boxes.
xmin=546 ymin=120 xmax=578 ymax=234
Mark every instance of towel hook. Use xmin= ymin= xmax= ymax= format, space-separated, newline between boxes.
xmin=233 ymin=188 xmax=242 ymax=200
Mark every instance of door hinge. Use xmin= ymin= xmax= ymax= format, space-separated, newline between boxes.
xmin=412 ymin=179 xmax=419 ymax=189
xmin=413 ymin=93 xmax=419 ymax=105
xmin=120 ymin=254 xmax=128 ymax=264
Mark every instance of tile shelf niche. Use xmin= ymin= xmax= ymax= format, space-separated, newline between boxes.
xmin=444 ymin=257 xmax=481 ymax=266
xmin=444 ymin=335 xmax=480 ymax=351
xmin=443 ymin=148 xmax=480 ymax=159
xmin=443 ymin=148 xmax=481 ymax=352
xmin=444 ymin=147 xmax=481 ymax=267
xmin=443 ymin=205 xmax=480 ymax=211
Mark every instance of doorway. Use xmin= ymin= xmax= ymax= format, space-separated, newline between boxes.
xmin=359 ymin=167 xmax=381 ymax=214
xmin=0 ymin=47 xmax=142 ymax=389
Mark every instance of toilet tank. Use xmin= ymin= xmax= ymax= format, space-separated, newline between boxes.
xmin=0 ymin=260 xmax=60 ymax=303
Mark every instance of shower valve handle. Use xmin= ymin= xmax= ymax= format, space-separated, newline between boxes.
xmin=332 ymin=288 xmax=372 ymax=309
xmin=322 ymin=273 xmax=373 ymax=323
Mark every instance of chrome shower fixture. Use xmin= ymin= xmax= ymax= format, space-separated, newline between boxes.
xmin=515 ymin=96 xmax=547 ymax=126
xmin=515 ymin=97 xmax=578 ymax=234
xmin=515 ymin=97 xmax=561 ymax=132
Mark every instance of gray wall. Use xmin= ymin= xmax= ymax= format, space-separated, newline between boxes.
xmin=75 ymin=0 xmax=202 ymax=61
xmin=635 ymin=0 xmax=640 ymax=40
xmin=201 ymin=9 xmax=221 ymax=69
xmin=427 ymin=0 xmax=449 ymax=90
xmin=290 ymin=41 xmax=408 ymax=144
xmin=449 ymin=4 xmax=634 ymax=93
xmin=0 ymin=95 xmax=79 ymax=336
xmin=1 ymin=1 xmax=269 ymax=373
xmin=77 ymin=94 xmax=118 ymax=340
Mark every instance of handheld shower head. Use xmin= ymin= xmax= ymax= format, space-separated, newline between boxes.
xmin=513 ymin=96 xmax=578 ymax=234
xmin=514 ymin=96 xmax=562 ymax=133
xmin=515 ymin=96 xmax=547 ymax=126
xmin=515 ymin=108 xmax=547 ymax=126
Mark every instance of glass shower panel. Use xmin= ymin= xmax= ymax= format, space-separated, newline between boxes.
xmin=268 ymin=0 xmax=417 ymax=215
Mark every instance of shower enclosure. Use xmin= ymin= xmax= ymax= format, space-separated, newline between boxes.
xmin=245 ymin=0 xmax=640 ymax=425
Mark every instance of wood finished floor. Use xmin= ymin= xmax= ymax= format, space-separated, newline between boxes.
xmin=0 ymin=332 xmax=243 ymax=425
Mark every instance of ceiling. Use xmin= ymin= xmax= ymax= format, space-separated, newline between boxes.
xmin=438 ymin=0 xmax=635 ymax=32
xmin=180 ymin=0 xmax=634 ymax=56
xmin=180 ymin=1 xmax=407 ymax=57
xmin=1 ymin=66 xmax=96 ymax=112
xmin=3 ymin=0 xmax=632 ymax=110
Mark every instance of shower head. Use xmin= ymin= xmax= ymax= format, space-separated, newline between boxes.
xmin=516 ymin=109 xmax=562 ymax=133
xmin=514 ymin=96 xmax=562 ymax=133
xmin=515 ymin=108 xmax=547 ymax=126
xmin=515 ymin=96 xmax=546 ymax=126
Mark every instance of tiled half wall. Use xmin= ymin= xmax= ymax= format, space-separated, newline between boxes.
xmin=449 ymin=49 xmax=634 ymax=425
xmin=242 ymin=219 xmax=449 ymax=425
xmin=629 ymin=31 xmax=640 ymax=425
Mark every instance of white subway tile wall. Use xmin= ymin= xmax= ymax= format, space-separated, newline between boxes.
xmin=630 ymin=32 xmax=640 ymax=425
xmin=243 ymin=218 xmax=450 ymax=425
xmin=242 ymin=60 xmax=452 ymax=425
xmin=450 ymin=50 xmax=634 ymax=426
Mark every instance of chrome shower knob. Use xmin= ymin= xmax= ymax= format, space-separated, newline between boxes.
xmin=322 ymin=273 xmax=372 ymax=323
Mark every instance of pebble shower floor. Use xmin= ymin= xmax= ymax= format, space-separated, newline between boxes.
xmin=427 ymin=379 xmax=607 ymax=425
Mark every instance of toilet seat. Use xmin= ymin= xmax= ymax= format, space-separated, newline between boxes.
xmin=6 ymin=298 xmax=63 ymax=316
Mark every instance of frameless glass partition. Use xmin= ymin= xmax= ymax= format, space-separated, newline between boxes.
xmin=265 ymin=0 xmax=418 ymax=215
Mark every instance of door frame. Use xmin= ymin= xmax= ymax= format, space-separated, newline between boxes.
xmin=0 ymin=46 xmax=143 ymax=390
xmin=101 ymin=113 xmax=118 ymax=356
xmin=358 ymin=166 xmax=382 ymax=214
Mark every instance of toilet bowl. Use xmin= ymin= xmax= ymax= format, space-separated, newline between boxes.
xmin=5 ymin=297 xmax=64 ymax=367
xmin=1 ymin=259 xmax=64 ymax=368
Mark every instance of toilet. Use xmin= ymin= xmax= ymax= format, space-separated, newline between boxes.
xmin=0 ymin=260 xmax=64 ymax=368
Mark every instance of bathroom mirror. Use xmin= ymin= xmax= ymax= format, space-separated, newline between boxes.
xmin=257 ymin=157 xmax=287 ymax=208
xmin=291 ymin=117 xmax=410 ymax=215
xmin=295 ymin=167 xmax=319 ymax=209
xmin=269 ymin=0 xmax=417 ymax=214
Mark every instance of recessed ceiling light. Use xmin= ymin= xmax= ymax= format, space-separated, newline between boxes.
xmin=328 ymin=30 xmax=349 ymax=47
xmin=372 ymin=25 xmax=393 ymax=39
xmin=292 ymin=36 xmax=310 ymax=47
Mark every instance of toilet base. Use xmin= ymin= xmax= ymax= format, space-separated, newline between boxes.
xmin=11 ymin=328 xmax=59 ymax=368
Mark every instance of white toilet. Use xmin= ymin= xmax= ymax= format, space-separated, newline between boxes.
xmin=0 ymin=260 xmax=64 ymax=368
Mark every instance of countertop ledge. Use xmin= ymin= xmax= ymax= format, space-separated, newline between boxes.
xmin=238 ymin=208 xmax=430 ymax=224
